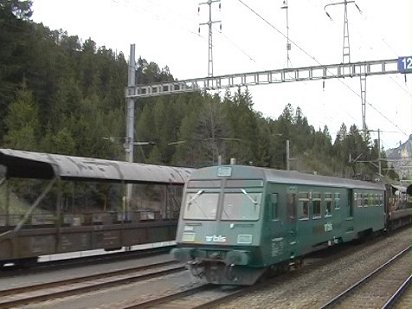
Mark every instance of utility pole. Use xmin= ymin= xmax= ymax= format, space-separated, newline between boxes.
xmin=286 ymin=139 xmax=290 ymax=170
xmin=198 ymin=0 xmax=221 ymax=77
xmin=124 ymin=44 xmax=136 ymax=217
xmin=280 ymin=0 xmax=291 ymax=68
xmin=378 ymin=128 xmax=382 ymax=176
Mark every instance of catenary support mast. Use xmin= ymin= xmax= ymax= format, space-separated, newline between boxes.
xmin=125 ymin=44 xmax=136 ymax=213
xmin=198 ymin=0 xmax=221 ymax=77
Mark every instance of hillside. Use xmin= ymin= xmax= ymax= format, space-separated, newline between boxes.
xmin=386 ymin=135 xmax=412 ymax=180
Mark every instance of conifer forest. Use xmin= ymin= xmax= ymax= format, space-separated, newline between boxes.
xmin=0 ymin=0 xmax=399 ymax=181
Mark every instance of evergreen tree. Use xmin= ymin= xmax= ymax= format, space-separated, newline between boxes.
xmin=4 ymin=85 xmax=40 ymax=150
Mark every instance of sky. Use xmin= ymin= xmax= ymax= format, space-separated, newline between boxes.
xmin=31 ymin=0 xmax=412 ymax=150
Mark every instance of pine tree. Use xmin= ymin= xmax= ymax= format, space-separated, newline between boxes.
xmin=4 ymin=85 xmax=40 ymax=150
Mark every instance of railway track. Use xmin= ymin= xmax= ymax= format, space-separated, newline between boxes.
xmin=122 ymin=284 xmax=247 ymax=309
xmin=0 ymin=260 xmax=185 ymax=309
xmin=320 ymin=245 xmax=412 ymax=308
xmin=382 ymin=274 xmax=412 ymax=308
xmin=0 ymin=245 xmax=174 ymax=277
xmin=122 ymin=234 xmax=412 ymax=309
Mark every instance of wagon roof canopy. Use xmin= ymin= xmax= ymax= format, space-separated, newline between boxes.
xmin=0 ymin=149 xmax=193 ymax=184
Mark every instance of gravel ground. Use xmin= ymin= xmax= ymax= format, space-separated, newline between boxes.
xmin=219 ymin=228 xmax=412 ymax=309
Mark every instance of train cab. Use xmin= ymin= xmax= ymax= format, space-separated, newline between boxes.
xmin=172 ymin=165 xmax=268 ymax=285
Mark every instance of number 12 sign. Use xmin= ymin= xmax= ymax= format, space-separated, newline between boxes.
xmin=398 ymin=56 xmax=412 ymax=73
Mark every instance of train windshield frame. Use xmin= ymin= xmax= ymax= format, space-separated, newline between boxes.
xmin=183 ymin=190 xmax=219 ymax=220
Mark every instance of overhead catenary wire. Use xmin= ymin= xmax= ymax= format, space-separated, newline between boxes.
xmin=236 ymin=0 xmax=409 ymax=139
xmin=108 ymin=0 xmax=409 ymax=146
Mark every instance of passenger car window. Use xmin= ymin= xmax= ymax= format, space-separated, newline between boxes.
xmin=298 ymin=200 xmax=309 ymax=220
xmin=325 ymin=193 xmax=333 ymax=216
xmin=325 ymin=200 xmax=332 ymax=216
xmin=334 ymin=193 xmax=341 ymax=209
xmin=312 ymin=192 xmax=321 ymax=218
xmin=287 ymin=193 xmax=297 ymax=221
xmin=357 ymin=193 xmax=363 ymax=207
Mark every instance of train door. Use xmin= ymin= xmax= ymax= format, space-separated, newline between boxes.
xmin=343 ymin=188 xmax=355 ymax=240
xmin=347 ymin=189 xmax=354 ymax=218
xmin=285 ymin=187 xmax=298 ymax=261
xmin=268 ymin=185 xmax=297 ymax=266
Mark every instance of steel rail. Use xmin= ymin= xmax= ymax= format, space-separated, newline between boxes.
xmin=0 ymin=245 xmax=175 ymax=277
xmin=381 ymin=274 xmax=412 ymax=309
xmin=319 ymin=245 xmax=412 ymax=308
xmin=123 ymin=284 xmax=215 ymax=309
xmin=0 ymin=262 xmax=185 ymax=309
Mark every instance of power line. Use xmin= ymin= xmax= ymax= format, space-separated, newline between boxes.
xmin=218 ymin=30 xmax=256 ymax=63
xmin=236 ymin=0 xmax=320 ymax=65
xmin=236 ymin=0 xmax=409 ymax=138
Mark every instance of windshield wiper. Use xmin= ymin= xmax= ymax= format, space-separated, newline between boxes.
xmin=187 ymin=189 xmax=204 ymax=205
xmin=241 ymin=189 xmax=258 ymax=205
xmin=186 ymin=190 xmax=210 ymax=218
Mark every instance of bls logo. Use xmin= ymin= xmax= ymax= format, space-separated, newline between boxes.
xmin=205 ymin=235 xmax=227 ymax=242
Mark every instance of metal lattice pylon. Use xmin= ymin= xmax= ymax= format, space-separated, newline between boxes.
xmin=342 ymin=1 xmax=351 ymax=63
xmin=198 ymin=0 xmax=221 ymax=78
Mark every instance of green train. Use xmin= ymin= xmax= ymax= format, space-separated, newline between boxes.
xmin=171 ymin=165 xmax=412 ymax=285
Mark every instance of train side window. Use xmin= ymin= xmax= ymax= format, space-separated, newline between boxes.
xmin=325 ymin=193 xmax=332 ymax=217
xmin=298 ymin=199 xmax=309 ymax=220
xmin=312 ymin=192 xmax=321 ymax=219
xmin=271 ymin=193 xmax=279 ymax=220
xmin=364 ymin=194 xmax=369 ymax=207
xmin=287 ymin=193 xmax=296 ymax=220
xmin=334 ymin=193 xmax=341 ymax=209
xmin=357 ymin=193 xmax=363 ymax=207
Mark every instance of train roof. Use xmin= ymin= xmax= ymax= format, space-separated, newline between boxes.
xmin=190 ymin=165 xmax=385 ymax=190
xmin=0 ymin=149 xmax=193 ymax=184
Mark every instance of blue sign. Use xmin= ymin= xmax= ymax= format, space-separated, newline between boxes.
xmin=398 ymin=56 xmax=412 ymax=73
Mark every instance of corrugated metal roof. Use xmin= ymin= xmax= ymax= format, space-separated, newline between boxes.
xmin=0 ymin=149 xmax=193 ymax=184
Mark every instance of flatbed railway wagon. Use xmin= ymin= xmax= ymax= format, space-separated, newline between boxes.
xmin=172 ymin=164 xmax=411 ymax=285
xmin=0 ymin=149 xmax=193 ymax=267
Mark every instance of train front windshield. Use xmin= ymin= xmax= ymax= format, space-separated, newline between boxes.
xmin=183 ymin=190 xmax=219 ymax=220
xmin=221 ymin=191 xmax=262 ymax=220
xmin=182 ymin=189 xmax=262 ymax=221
